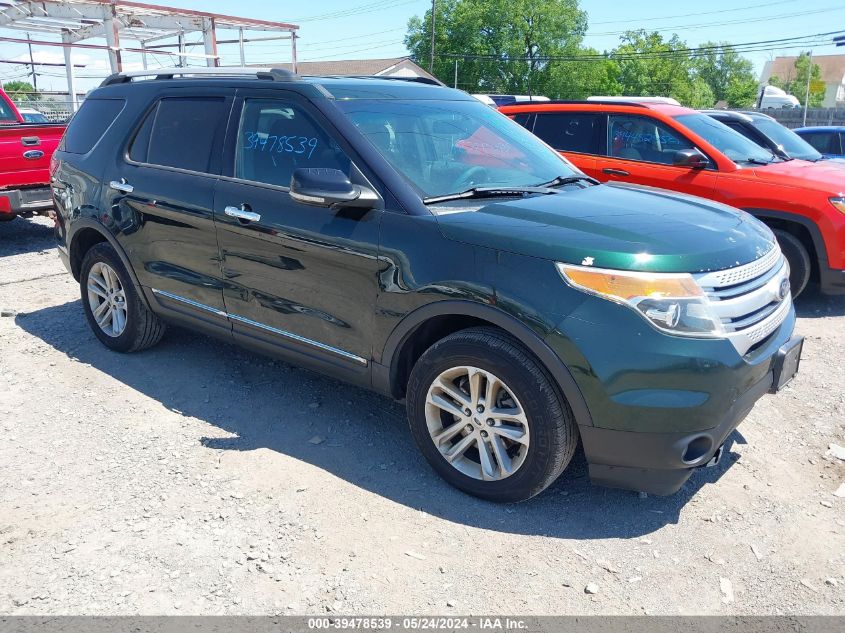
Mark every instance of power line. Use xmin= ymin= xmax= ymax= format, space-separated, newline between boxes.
xmin=432 ymin=31 xmax=843 ymax=63
xmin=590 ymin=0 xmax=797 ymax=25
xmin=588 ymin=5 xmax=845 ymax=37
xmin=289 ymin=0 xmax=418 ymax=22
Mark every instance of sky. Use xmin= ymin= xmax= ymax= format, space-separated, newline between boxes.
xmin=0 ymin=0 xmax=842 ymax=93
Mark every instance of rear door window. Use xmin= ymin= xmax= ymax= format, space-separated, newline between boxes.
xmin=234 ymin=99 xmax=351 ymax=189
xmin=532 ymin=113 xmax=600 ymax=154
xmin=129 ymin=97 xmax=229 ymax=173
xmin=61 ymin=99 xmax=125 ymax=154
xmin=608 ymin=114 xmax=694 ymax=164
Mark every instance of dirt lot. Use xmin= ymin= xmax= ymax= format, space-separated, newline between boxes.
xmin=0 ymin=216 xmax=843 ymax=616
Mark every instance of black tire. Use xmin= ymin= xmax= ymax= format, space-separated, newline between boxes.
xmin=773 ymin=229 xmax=811 ymax=299
xmin=80 ymin=242 xmax=165 ymax=352
xmin=406 ymin=326 xmax=578 ymax=502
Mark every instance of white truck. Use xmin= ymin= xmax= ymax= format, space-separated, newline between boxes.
xmin=757 ymin=85 xmax=801 ymax=109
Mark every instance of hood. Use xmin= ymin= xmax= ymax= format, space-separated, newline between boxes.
xmin=749 ymin=159 xmax=845 ymax=194
xmin=433 ymin=183 xmax=776 ymax=273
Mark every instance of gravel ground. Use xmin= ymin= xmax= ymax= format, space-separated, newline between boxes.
xmin=1 ymin=216 xmax=843 ymax=616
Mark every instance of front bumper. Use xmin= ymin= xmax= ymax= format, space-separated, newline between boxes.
xmin=547 ymin=294 xmax=798 ymax=495
xmin=581 ymin=370 xmax=771 ymax=495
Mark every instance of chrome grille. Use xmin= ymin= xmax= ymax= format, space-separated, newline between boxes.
xmin=704 ymin=246 xmax=781 ymax=287
xmin=695 ymin=246 xmax=791 ymax=355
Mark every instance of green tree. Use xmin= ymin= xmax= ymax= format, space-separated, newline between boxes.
xmin=692 ymin=42 xmax=757 ymax=106
xmin=545 ymin=50 xmax=620 ymax=99
xmin=2 ymin=80 xmax=39 ymax=101
xmin=610 ymin=30 xmax=712 ymax=107
xmin=724 ymin=75 xmax=759 ymax=108
xmin=768 ymin=52 xmax=825 ymax=107
xmin=405 ymin=0 xmax=588 ymax=94
xmin=674 ymin=77 xmax=715 ymax=109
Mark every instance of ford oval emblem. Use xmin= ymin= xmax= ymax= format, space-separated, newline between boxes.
xmin=778 ymin=277 xmax=790 ymax=301
xmin=23 ymin=149 xmax=44 ymax=160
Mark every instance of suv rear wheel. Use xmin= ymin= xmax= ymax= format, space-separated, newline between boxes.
xmin=406 ymin=327 xmax=578 ymax=502
xmin=80 ymin=242 xmax=165 ymax=352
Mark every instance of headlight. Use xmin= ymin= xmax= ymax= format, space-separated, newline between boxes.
xmin=556 ymin=263 xmax=724 ymax=337
xmin=830 ymin=197 xmax=845 ymax=215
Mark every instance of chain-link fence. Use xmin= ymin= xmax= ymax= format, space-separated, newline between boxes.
xmin=9 ymin=97 xmax=81 ymax=123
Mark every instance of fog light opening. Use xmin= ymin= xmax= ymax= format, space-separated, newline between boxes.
xmin=682 ymin=436 xmax=713 ymax=464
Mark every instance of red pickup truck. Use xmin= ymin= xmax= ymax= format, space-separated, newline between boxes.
xmin=0 ymin=87 xmax=65 ymax=221
xmin=501 ymin=100 xmax=845 ymax=297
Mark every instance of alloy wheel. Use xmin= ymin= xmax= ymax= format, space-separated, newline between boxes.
xmin=424 ymin=365 xmax=530 ymax=481
xmin=86 ymin=262 xmax=128 ymax=337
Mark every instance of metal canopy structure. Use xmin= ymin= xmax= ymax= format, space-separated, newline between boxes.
xmin=0 ymin=0 xmax=299 ymax=110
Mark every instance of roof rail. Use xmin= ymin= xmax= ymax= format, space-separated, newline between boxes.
xmin=318 ymin=74 xmax=444 ymax=86
xmin=588 ymin=95 xmax=681 ymax=106
xmin=534 ymin=100 xmax=650 ymax=108
xmin=100 ymin=66 xmax=298 ymax=87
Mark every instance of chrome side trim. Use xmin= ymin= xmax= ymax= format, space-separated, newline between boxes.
xmin=152 ymin=288 xmax=227 ymax=317
xmin=228 ymin=313 xmax=368 ymax=366
xmin=151 ymin=288 xmax=368 ymax=366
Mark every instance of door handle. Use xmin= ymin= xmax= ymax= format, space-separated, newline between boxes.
xmin=224 ymin=205 xmax=261 ymax=223
xmin=602 ymin=168 xmax=630 ymax=177
xmin=109 ymin=179 xmax=134 ymax=194
xmin=21 ymin=136 xmax=40 ymax=147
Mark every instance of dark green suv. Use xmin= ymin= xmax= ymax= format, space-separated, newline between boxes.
xmin=51 ymin=68 xmax=803 ymax=502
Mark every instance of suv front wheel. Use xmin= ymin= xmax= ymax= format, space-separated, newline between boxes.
xmin=406 ymin=327 xmax=578 ymax=502
xmin=80 ymin=242 xmax=166 ymax=352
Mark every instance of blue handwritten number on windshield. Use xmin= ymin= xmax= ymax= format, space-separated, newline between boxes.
xmin=244 ymin=132 xmax=318 ymax=159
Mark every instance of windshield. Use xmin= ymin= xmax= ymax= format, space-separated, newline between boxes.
xmin=675 ymin=113 xmax=777 ymax=164
xmin=751 ymin=116 xmax=822 ymax=161
xmin=335 ymin=99 xmax=577 ymax=198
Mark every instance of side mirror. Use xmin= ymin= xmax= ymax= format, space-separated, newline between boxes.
xmin=289 ymin=168 xmax=379 ymax=210
xmin=673 ymin=148 xmax=709 ymax=169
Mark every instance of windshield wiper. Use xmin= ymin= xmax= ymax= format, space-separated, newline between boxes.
xmin=424 ymin=186 xmax=558 ymax=205
xmin=739 ymin=157 xmax=777 ymax=166
xmin=536 ymin=174 xmax=599 ymax=187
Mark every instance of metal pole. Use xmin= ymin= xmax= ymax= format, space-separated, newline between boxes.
xmin=454 ymin=58 xmax=457 ymax=88
xmin=202 ymin=17 xmax=219 ymax=67
xmin=429 ymin=0 xmax=435 ymax=73
xmin=140 ymin=41 xmax=148 ymax=70
xmin=239 ymin=28 xmax=245 ymax=67
xmin=102 ymin=4 xmax=122 ymax=73
xmin=61 ymin=31 xmax=78 ymax=112
xmin=291 ymin=32 xmax=298 ymax=74
xmin=178 ymin=31 xmax=185 ymax=68
xmin=26 ymin=32 xmax=37 ymax=91
xmin=803 ymin=50 xmax=812 ymax=127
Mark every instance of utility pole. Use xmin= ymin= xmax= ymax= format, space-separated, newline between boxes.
xmin=429 ymin=0 xmax=435 ymax=73
xmin=802 ymin=50 xmax=812 ymax=127
xmin=26 ymin=32 xmax=37 ymax=91
xmin=454 ymin=58 xmax=457 ymax=88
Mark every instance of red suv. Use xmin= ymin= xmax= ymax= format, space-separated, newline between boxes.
xmin=500 ymin=100 xmax=845 ymax=297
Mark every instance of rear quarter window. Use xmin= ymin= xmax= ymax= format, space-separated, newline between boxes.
xmin=128 ymin=97 xmax=228 ymax=173
xmin=60 ymin=99 xmax=126 ymax=154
